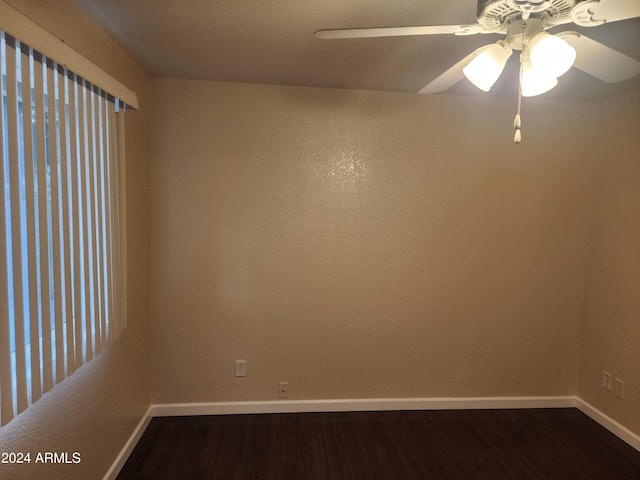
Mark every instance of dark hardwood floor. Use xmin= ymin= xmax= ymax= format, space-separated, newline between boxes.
xmin=117 ymin=408 xmax=640 ymax=480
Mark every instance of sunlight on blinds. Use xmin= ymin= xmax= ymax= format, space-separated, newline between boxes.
xmin=0 ymin=30 xmax=128 ymax=426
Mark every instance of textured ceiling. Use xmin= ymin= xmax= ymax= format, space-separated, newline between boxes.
xmin=75 ymin=0 xmax=640 ymax=100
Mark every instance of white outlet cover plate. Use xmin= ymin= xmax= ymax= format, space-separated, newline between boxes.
xmin=614 ymin=379 xmax=625 ymax=399
xmin=235 ymin=360 xmax=247 ymax=377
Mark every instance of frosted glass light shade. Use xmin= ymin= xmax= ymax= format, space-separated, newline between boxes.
xmin=529 ymin=32 xmax=576 ymax=78
xmin=521 ymin=59 xmax=558 ymax=97
xmin=463 ymin=41 xmax=512 ymax=92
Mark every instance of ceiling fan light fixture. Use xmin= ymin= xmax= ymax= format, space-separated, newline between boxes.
xmin=463 ymin=40 xmax=512 ymax=92
xmin=520 ymin=51 xmax=558 ymax=97
xmin=529 ymin=32 xmax=576 ymax=78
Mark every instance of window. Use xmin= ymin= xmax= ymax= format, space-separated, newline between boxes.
xmin=0 ymin=30 xmax=128 ymax=426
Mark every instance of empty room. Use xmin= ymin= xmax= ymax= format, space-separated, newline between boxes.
xmin=0 ymin=0 xmax=639 ymax=479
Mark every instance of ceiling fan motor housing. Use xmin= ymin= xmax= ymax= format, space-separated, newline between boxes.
xmin=508 ymin=0 xmax=555 ymax=13
xmin=477 ymin=0 xmax=581 ymax=29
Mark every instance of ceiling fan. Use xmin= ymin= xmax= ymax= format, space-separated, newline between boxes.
xmin=315 ymin=0 xmax=640 ymax=142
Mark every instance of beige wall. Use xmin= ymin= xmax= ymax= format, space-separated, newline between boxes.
xmin=578 ymin=89 xmax=640 ymax=436
xmin=0 ymin=1 xmax=151 ymax=479
xmin=150 ymin=78 xmax=595 ymax=404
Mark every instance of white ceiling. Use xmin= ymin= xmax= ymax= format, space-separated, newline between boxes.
xmin=75 ymin=0 xmax=640 ymax=100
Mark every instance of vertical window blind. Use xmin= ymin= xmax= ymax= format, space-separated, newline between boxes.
xmin=0 ymin=29 xmax=128 ymax=426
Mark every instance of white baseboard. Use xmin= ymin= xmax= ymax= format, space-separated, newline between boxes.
xmin=150 ymin=395 xmax=577 ymax=417
xmin=105 ymin=395 xmax=640 ymax=479
xmin=102 ymin=405 xmax=153 ymax=480
xmin=576 ymin=398 xmax=640 ymax=452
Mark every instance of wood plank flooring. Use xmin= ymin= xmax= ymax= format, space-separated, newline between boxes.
xmin=117 ymin=408 xmax=640 ymax=480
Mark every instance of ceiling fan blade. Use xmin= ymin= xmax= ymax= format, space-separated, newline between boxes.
xmin=418 ymin=46 xmax=489 ymax=94
xmin=586 ymin=0 xmax=640 ymax=24
xmin=557 ymin=31 xmax=640 ymax=83
xmin=314 ymin=24 xmax=480 ymax=40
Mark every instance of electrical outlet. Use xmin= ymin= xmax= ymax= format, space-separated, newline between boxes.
xmin=614 ymin=378 xmax=625 ymax=399
xmin=234 ymin=360 xmax=247 ymax=377
xmin=602 ymin=371 xmax=612 ymax=390
xmin=277 ymin=382 xmax=289 ymax=398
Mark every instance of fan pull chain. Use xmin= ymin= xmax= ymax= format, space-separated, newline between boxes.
xmin=514 ymin=22 xmax=527 ymax=144
xmin=514 ymin=52 xmax=523 ymax=144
